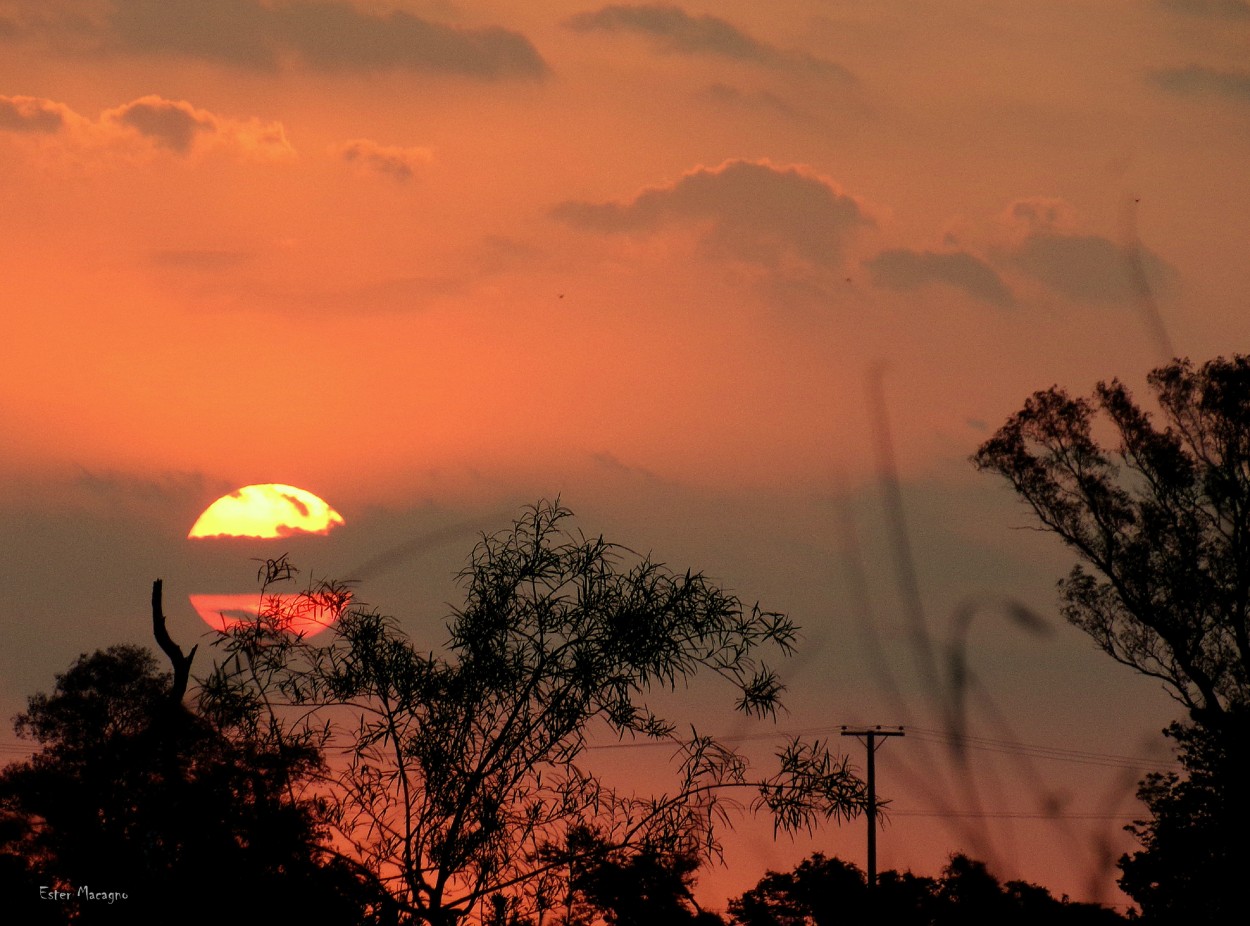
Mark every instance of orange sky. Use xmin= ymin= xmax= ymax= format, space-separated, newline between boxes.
xmin=2 ymin=0 xmax=1248 ymax=913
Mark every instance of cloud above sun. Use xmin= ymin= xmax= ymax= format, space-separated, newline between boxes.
xmin=0 ymin=92 xmax=294 ymax=161
xmin=552 ymin=159 xmax=871 ymax=268
xmin=2 ymin=0 xmax=547 ymax=79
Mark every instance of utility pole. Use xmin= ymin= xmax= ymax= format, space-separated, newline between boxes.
xmin=840 ymin=725 xmax=904 ymax=888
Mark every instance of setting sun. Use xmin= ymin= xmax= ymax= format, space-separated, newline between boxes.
xmin=188 ymin=484 xmax=345 ymax=539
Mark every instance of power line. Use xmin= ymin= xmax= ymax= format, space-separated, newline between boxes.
xmin=888 ymin=809 xmax=1134 ymax=821
xmin=903 ymin=726 xmax=1179 ymax=771
xmin=581 ymin=724 xmax=1179 ymax=771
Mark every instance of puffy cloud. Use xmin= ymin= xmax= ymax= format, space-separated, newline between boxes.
xmin=1149 ymin=65 xmax=1250 ymax=102
xmin=1004 ymin=197 xmax=1079 ymax=235
xmin=565 ymin=4 xmax=851 ymax=80
xmin=102 ymin=95 xmax=294 ymax=160
xmin=0 ymin=93 xmax=294 ymax=161
xmin=107 ymin=96 xmax=214 ymax=152
xmin=551 ymin=159 xmax=871 ymax=268
xmin=336 ymin=138 xmax=433 ymax=181
xmin=1158 ymin=0 xmax=1250 ymax=18
xmin=13 ymin=0 xmax=547 ymax=79
xmin=0 ymin=94 xmax=70 ymax=133
xmin=865 ymin=249 xmax=1015 ymax=308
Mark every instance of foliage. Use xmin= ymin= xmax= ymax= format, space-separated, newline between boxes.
xmin=546 ymin=825 xmax=723 ymax=926
xmin=973 ymin=354 xmax=1250 ymax=920
xmin=1117 ymin=717 xmax=1249 ymax=925
xmin=728 ymin=852 xmax=1126 ymax=926
xmin=972 ymin=354 xmax=1250 ymax=727
xmin=202 ymin=501 xmax=866 ymax=926
xmin=0 ymin=645 xmax=387 ymax=926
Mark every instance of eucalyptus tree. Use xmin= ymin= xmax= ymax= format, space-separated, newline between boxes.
xmin=973 ymin=354 xmax=1250 ymax=923
xmin=203 ymin=501 xmax=865 ymax=926
xmin=972 ymin=355 xmax=1250 ymax=730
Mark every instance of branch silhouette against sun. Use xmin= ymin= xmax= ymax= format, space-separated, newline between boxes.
xmin=198 ymin=500 xmax=867 ymax=926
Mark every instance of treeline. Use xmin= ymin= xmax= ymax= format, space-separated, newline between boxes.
xmin=2 ymin=644 xmax=1126 ymax=925
xmin=570 ymin=844 xmax=1127 ymax=926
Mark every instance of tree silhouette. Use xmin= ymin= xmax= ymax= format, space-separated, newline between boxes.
xmin=0 ymin=645 xmax=388 ymax=926
xmin=972 ymin=354 xmax=1250 ymax=921
xmin=203 ymin=500 xmax=866 ymax=926
xmin=728 ymin=852 xmax=1126 ymax=926
xmin=549 ymin=825 xmax=723 ymax=926
xmin=1117 ymin=720 xmax=1243 ymax=925
xmin=728 ymin=853 xmax=873 ymax=926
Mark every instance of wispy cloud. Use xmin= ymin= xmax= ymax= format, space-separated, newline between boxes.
xmin=865 ymin=249 xmax=1016 ymax=308
xmin=552 ymin=159 xmax=871 ymax=268
xmin=1149 ymin=64 xmax=1250 ymax=102
xmin=5 ymin=0 xmax=548 ymax=79
xmin=565 ymin=4 xmax=851 ymax=80
xmin=702 ymin=82 xmax=803 ymax=119
xmin=336 ymin=138 xmax=433 ymax=181
xmin=1158 ymin=0 xmax=1250 ymax=18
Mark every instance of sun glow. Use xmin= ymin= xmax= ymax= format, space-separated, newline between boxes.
xmin=188 ymin=591 xmax=348 ymax=639
xmin=188 ymin=484 xmax=345 ymax=539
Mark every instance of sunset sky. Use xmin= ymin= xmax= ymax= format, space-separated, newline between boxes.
xmin=2 ymin=0 xmax=1248 ymax=912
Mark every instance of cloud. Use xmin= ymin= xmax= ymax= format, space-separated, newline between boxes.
xmin=336 ymin=138 xmax=433 ymax=181
xmin=0 ymin=94 xmax=70 ymax=133
xmin=107 ymin=96 xmax=214 ymax=152
xmin=0 ymin=93 xmax=294 ymax=161
xmin=101 ymin=95 xmax=296 ymax=161
xmin=15 ymin=0 xmax=547 ymax=79
xmin=703 ymin=82 xmax=802 ymax=118
xmin=865 ymin=249 xmax=1015 ymax=308
xmin=995 ymin=200 xmax=1174 ymax=304
xmin=1149 ymin=65 xmax=1250 ymax=102
xmin=1004 ymin=197 xmax=1079 ymax=235
xmin=1010 ymin=233 xmax=1173 ymax=303
xmin=565 ymin=4 xmax=851 ymax=80
xmin=1158 ymin=0 xmax=1250 ymax=18
xmin=552 ymin=159 xmax=871 ymax=268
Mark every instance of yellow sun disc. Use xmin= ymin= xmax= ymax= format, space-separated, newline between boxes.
xmin=188 ymin=484 xmax=345 ymax=539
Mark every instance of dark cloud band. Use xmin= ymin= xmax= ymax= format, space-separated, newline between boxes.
xmin=8 ymin=0 xmax=548 ymax=79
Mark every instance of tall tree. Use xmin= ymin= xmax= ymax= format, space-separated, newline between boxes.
xmin=972 ymin=355 xmax=1250 ymax=922
xmin=203 ymin=501 xmax=866 ymax=926
xmin=972 ymin=355 xmax=1250 ymax=728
